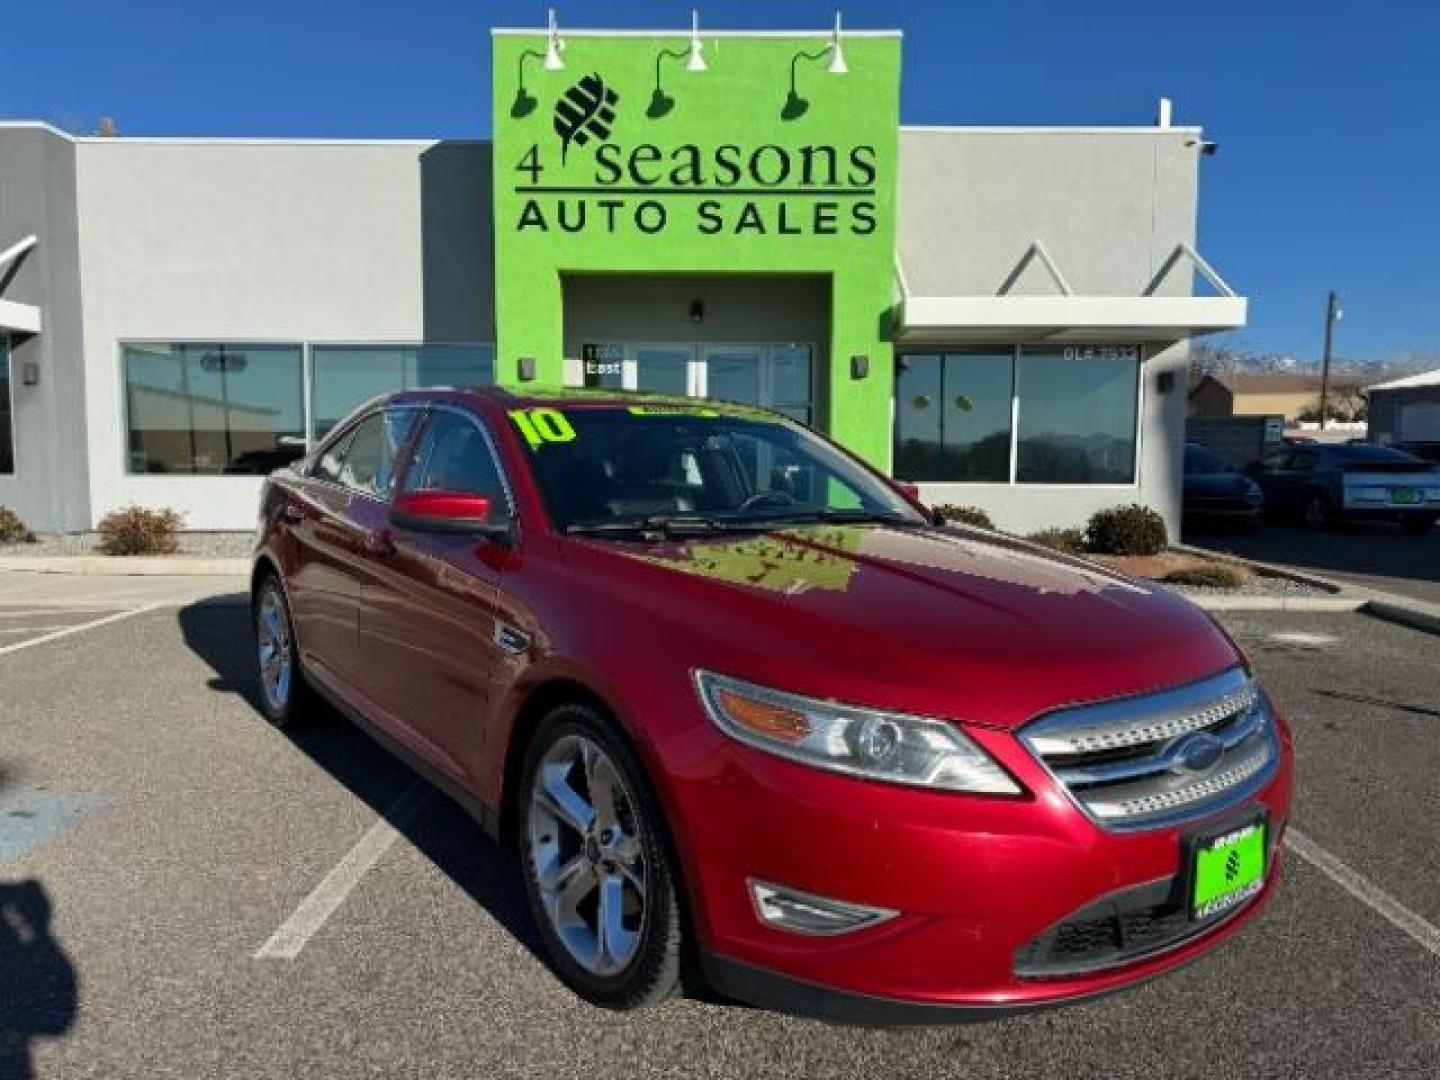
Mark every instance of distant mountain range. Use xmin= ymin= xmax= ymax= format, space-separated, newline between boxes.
xmin=1190 ymin=342 xmax=1439 ymax=386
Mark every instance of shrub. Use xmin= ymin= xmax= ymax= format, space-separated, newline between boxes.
xmin=1084 ymin=504 xmax=1168 ymax=556
xmin=97 ymin=506 xmax=183 ymax=556
xmin=934 ymin=504 xmax=994 ymax=530
xmin=0 ymin=506 xmax=36 ymax=544
xmin=1160 ymin=564 xmax=1249 ymax=590
xmin=1026 ymin=527 xmax=1087 ymax=555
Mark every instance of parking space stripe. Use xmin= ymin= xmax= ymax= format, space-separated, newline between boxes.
xmin=254 ymin=781 xmax=431 ymax=960
xmin=0 ymin=603 xmax=163 ymax=657
xmin=1286 ymin=829 xmax=1440 ymax=958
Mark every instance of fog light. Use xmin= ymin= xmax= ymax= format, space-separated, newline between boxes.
xmin=749 ymin=879 xmax=897 ymax=936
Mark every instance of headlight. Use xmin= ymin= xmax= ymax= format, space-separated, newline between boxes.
xmin=694 ymin=671 xmax=1021 ymax=794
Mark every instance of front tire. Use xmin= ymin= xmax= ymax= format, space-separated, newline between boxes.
xmin=253 ymin=574 xmax=310 ymax=728
xmin=518 ymin=703 xmax=683 ymax=1010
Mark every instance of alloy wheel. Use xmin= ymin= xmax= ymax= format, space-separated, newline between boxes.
xmin=527 ymin=734 xmax=647 ymax=977
xmin=256 ymin=586 xmax=293 ymax=714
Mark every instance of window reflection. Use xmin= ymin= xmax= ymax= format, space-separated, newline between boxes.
xmin=311 ymin=344 xmax=495 ymax=440
xmin=1016 ymin=347 xmax=1138 ymax=484
xmin=894 ymin=351 xmax=1013 ymax=481
xmin=123 ymin=343 xmax=304 ymax=475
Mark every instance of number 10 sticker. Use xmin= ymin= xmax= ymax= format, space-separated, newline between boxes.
xmin=509 ymin=408 xmax=576 ymax=451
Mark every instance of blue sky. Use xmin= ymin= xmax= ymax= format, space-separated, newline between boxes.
xmin=5 ymin=1 xmax=1438 ymax=364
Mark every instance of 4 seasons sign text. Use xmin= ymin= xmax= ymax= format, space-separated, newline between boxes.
xmin=511 ymin=72 xmax=879 ymax=237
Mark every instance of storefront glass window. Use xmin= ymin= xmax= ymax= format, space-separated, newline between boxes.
xmin=893 ymin=351 xmax=1013 ymax=481
xmin=0 ymin=337 xmax=13 ymax=474
xmin=1016 ymin=346 xmax=1139 ymax=484
xmin=122 ymin=343 xmax=305 ymax=475
xmin=311 ymin=344 xmax=495 ymax=440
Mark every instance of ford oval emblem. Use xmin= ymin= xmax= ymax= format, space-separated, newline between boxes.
xmin=1171 ymin=732 xmax=1224 ymax=773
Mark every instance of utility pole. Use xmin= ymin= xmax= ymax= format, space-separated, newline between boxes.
xmin=1319 ymin=290 xmax=1341 ymax=429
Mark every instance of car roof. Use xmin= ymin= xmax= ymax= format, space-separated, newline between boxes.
xmin=1320 ymin=443 xmax=1423 ymax=463
xmin=380 ymin=385 xmax=781 ymax=417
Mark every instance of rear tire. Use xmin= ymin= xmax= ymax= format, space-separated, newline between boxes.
xmin=1400 ymin=514 xmax=1436 ymax=536
xmin=517 ymin=702 xmax=683 ymax=1011
xmin=253 ymin=573 xmax=312 ymax=728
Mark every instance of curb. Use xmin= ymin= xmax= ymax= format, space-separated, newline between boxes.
xmin=1170 ymin=542 xmax=1344 ymax=594
xmin=0 ymin=556 xmax=249 ymax=577
xmin=1360 ymin=598 xmax=1440 ymax=638
xmin=1180 ymin=593 xmax=1366 ymax=614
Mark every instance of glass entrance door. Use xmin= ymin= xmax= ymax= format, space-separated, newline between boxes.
xmin=698 ymin=344 xmax=813 ymax=424
xmin=579 ymin=342 xmax=814 ymax=424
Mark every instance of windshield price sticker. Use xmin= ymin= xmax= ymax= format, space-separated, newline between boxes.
xmin=627 ymin=406 xmax=719 ymax=418
xmin=509 ymin=408 xmax=577 ymax=451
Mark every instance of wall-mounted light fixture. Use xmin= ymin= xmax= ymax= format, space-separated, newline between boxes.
xmin=1157 ymin=371 xmax=1175 ymax=394
xmin=782 ymin=12 xmax=848 ymax=121
xmin=21 ymin=362 xmax=39 ymax=387
xmin=688 ymin=299 xmax=705 ymax=324
xmin=544 ymin=8 xmax=566 ymax=71
xmin=648 ymin=10 xmax=708 ymax=119
xmin=510 ymin=10 xmax=566 ymax=118
xmin=850 ymin=353 xmax=869 ymax=380
xmin=518 ymin=356 xmax=537 ymax=382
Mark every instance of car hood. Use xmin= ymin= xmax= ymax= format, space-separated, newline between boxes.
xmin=568 ymin=523 xmax=1241 ymax=729
xmin=1186 ymin=472 xmax=1256 ymax=497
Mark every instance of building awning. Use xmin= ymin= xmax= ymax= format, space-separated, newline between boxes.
xmin=0 ymin=235 xmax=42 ymax=335
xmin=0 ymin=298 xmax=42 ymax=335
xmin=895 ymin=240 xmax=1247 ymax=345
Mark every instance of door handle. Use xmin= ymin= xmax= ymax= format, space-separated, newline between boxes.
xmin=366 ymin=530 xmax=398 ymax=558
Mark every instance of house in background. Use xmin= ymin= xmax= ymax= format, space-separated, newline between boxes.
xmin=1188 ymin=373 xmax=1363 ymax=422
xmin=1365 ymin=369 xmax=1440 ymax=448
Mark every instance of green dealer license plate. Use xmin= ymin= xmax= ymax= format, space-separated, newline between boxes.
xmin=1191 ymin=820 xmax=1267 ymax=920
xmin=1391 ymin=487 xmax=1422 ymax=505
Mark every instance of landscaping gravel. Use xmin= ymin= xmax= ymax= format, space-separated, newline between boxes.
xmin=0 ymin=531 xmax=253 ymax=558
xmin=1159 ymin=573 xmax=1332 ymax=599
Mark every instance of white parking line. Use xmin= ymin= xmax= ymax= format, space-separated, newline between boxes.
xmin=1286 ymin=829 xmax=1440 ymax=958
xmin=254 ymin=781 xmax=431 ymax=960
xmin=0 ymin=603 xmax=163 ymax=658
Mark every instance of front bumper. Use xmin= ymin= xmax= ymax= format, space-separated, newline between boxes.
xmin=675 ymin=705 xmax=1294 ymax=1020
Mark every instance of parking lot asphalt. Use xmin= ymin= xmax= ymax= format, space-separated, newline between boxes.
xmin=2 ymin=576 xmax=1439 ymax=1079
xmin=1189 ymin=520 xmax=1440 ymax=605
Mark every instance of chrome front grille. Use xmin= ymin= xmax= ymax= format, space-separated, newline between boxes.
xmin=1020 ymin=667 xmax=1277 ymax=830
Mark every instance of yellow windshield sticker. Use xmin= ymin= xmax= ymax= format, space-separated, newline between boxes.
xmin=509 ymin=407 xmax=577 ymax=450
xmin=626 ymin=405 xmax=720 ymax=418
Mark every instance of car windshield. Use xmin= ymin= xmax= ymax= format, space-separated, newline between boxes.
xmin=508 ymin=403 xmax=926 ymax=533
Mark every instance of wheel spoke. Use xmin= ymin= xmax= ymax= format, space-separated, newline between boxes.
xmin=539 ymin=764 xmax=595 ymax=837
xmin=588 ymin=752 xmax=623 ymax=833
xmin=595 ymin=873 xmax=636 ymax=973
xmin=553 ymin=859 xmax=598 ymax=927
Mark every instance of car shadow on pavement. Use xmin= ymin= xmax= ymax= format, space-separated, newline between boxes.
xmin=174 ymin=601 xmax=546 ymax=965
xmin=1 ymin=765 xmax=80 ymax=1080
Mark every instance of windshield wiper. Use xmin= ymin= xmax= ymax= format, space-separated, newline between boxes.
xmin=748 ymin=508 xmax=926 ymax=528
xmin=566 ymin=514 xmax=776 ymax=539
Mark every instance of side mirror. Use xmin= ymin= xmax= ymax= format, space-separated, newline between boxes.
xmin=391 ymin=490 xmax=511 ymax=543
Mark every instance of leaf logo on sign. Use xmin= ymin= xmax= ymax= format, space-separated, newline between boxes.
xmin=554 ymin=74 xmax=619 ymax=162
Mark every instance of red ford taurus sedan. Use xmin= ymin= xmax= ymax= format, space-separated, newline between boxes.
xmin=251 ymin=387 xmax=1293 ymax=1024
